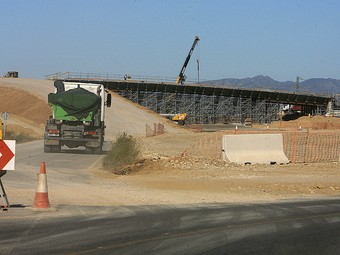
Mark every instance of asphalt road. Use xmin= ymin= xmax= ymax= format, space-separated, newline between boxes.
xmin=1 ymin=140 xmax=340 ymax=254
xmin=3 ymin=140 xmax=107 ymax=191
xmin=1 ymin=199 xmax=340 ymax=254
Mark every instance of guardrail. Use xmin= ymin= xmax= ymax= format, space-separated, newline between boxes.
xmin=45 ymin=72 xmax=197 ymax=84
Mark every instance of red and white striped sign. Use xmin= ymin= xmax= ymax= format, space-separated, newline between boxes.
xmin=0 ymin=140 xmax=15 ymax=171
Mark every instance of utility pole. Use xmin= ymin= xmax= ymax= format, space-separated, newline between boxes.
xmin=196 ymin=59 xmax=200 ymax=84
xmin=296 ymin=76 xmax=304 ymax=92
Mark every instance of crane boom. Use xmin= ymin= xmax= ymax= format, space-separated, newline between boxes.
xmin=176 ymin=36 xmax=200 ymax=84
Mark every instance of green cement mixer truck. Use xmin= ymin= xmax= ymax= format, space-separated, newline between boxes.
xmin=44 ymin=80 xmax=111 ymax=154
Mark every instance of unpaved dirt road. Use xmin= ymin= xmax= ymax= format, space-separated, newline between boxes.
xmin=0 ymin=78 xmax=339 ymax=207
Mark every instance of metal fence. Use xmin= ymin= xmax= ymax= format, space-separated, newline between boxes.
xmin=189 ymin=130 xmax=340 ymax=163
xmin=146 ymin=123 xmax=167 ymax=137
xmin=45 ymin=72 xmax=197 ymax=84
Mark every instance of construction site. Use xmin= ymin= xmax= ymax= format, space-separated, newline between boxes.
xmin=0 ymin=36 xmax=339 ymax=206
xmin=47 ymin=35 xmax=336 ymax=126
xmin=0 ymin=72 xmax=339 ymax=206
xmin=2 ymin=2 xmax=340 ymax=252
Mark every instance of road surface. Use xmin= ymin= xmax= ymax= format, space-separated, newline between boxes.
xmin=1 ymin=139 xmax=340 ymax=254
xmin=2 ymin=140 xmax=107 ymax=206
xmin=1 ymin=199 xmax=340 ymax=254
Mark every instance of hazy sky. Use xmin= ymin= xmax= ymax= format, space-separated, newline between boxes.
xmin=1 ymin=0 xmax=339 ymax=81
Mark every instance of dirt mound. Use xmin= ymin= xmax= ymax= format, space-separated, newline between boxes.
xmin=0 ymin=86 xmax=50 ymax=138
xmin=0 ymin=86 xmax=51 ymax=126
xmin=102 ymin=90 xmax=189 ymax=139
xmin=0 ymin=78 xmax=54 ymax=100
xmin=269 ymin=115 xmax=340 ymax=130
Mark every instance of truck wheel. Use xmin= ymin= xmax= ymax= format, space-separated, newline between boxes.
xmin=92 ymin=147 xmax=102 ymax=155
xmin=44 ymin=145 xmax=52 ymax=153
xmin=85 ymin=147 xmax=93 ymax=154
xmin=178 ymin=120 xmax=185 ymax=125
xmin=51 ymin=145 xmax=61 ymax=153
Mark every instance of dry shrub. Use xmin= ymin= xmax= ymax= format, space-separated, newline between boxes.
xmin=4 ymin=130 xmax=39 ymax=143
xmin=103 ymin=133 xmax=140 ymax=175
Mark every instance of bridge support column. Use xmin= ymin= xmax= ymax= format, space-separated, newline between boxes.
xmin=326 ymin=99 xmax=334 ymax=116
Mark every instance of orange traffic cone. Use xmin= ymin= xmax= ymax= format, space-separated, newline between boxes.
xmin=33 ymin=162 xmax=50 ymax=208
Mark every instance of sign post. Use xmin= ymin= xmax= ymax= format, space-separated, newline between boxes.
xmin=1 ymin=112 xmax=10 ymax=139
xmin=0 ymin=171 xmax=9 ymax=210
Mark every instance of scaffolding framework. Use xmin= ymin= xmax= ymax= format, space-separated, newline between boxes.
xmin=119 ymin=91 xmax=282 ymax=124
xmin=52 ymin=72 xmax=332 ymax=123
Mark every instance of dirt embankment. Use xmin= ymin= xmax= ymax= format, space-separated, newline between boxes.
xmin=0 ymin=86 xmax=51 ymax=138
xmin=269 ymin=115 xmax=340 ymax=130
xmin=0 ymin=87 xmax=51 ymax=125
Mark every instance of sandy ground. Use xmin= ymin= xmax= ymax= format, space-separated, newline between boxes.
xmin=0 ymin=78 xmax=340 ymax=206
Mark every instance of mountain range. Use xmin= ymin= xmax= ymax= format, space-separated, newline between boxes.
xmin=205 ymin=75 xmax=340 ymax=95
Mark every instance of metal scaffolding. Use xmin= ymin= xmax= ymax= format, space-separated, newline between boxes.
xmin=119 ymin=91 xmax=282 ymax=124
xmin=44 ymin=71 xmax=333 ymax=123
xmin=53 ymin=72 xmax=332 ymax=121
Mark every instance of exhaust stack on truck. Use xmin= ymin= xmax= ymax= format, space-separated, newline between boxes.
xmin=44 ymin=80 xmax=111 ymax=154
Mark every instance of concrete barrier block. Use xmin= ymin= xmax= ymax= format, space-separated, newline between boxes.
xmin=222 ymin=134 xmax=289 ymax=164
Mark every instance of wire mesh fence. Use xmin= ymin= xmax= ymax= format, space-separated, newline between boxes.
xmin=146 ymin=123 xmax=167 ymax=137
xmin=189 ymin=130 xmax=340 ymax=163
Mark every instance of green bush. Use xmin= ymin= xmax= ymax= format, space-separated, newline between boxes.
xmin=103 ymin=133 xmax=140 ymax=174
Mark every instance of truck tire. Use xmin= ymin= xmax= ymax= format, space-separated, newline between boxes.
xmin=85 ymin=147 xmax=93 ymax=154
xmin=178 ymin=120 xmax=185 ymax=125
xmin=44 ymin=145 xmax=52 ymax=153
xmin=92 ymin=147 xmax=102 ymax=155
xmin=85 ymin=147 xmax=102 ymax=154
xmin=51 ymin=145 xmax=61 ymax=153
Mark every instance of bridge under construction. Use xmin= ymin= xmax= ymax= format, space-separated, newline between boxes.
xmin=48 ymin=72 xmax=334 ymax=125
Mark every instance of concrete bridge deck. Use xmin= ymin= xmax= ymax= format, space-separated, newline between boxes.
xmin=47 ymin=72 xmax=332 ymax=107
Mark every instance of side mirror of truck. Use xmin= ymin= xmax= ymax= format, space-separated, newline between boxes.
xmin=106 ymin=94 xmax=112 ymax=107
